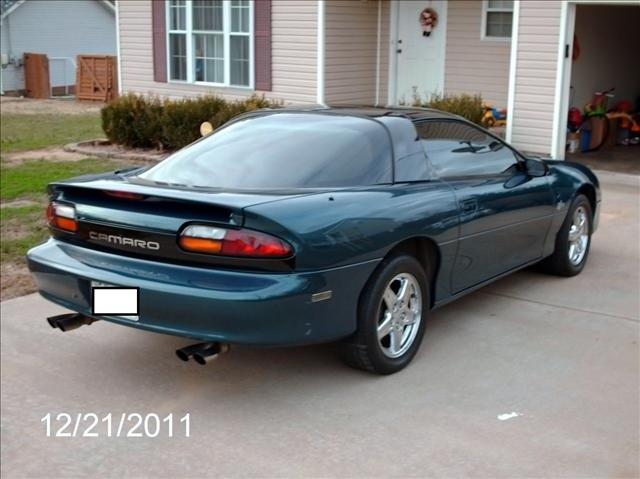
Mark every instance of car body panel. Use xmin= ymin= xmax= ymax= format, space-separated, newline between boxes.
xmin=446 ymin=173 xmax=556 ymax=292
xmin=28 ymin=239 xmax=378 ymax=345
xmin=244 ymin=181 xmax=460 ymax=301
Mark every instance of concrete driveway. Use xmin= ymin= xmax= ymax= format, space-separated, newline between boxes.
xmin=1 ymin=171 xmax=638 ymax=478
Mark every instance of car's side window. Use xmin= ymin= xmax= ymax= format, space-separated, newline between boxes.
xmin=415 ymin=120 xmax=520 ymax=178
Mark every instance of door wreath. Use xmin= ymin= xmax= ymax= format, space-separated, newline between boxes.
xmin=420 ymin=8 xmax=438 ymax=37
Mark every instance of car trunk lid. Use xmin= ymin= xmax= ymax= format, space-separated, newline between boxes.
xmin=47 ymin=174 xmax=313 ymax=271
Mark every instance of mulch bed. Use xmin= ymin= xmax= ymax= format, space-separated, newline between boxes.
xmin=64 ymin=139 xmax=171 ymax=164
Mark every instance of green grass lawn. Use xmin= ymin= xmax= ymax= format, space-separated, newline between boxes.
xmin=0 ymin=158 xmax=119 ymax=201
xmin=1 ymin=113 xmax=103 ymax=152
xmin=0 ymin=159 xmax=123 ymax=262
xmin=0 ymin=204 xmax=49 ymax=263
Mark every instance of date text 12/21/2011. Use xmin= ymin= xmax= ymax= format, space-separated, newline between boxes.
xmin=41 ymin=413 xmax=190 ymax=438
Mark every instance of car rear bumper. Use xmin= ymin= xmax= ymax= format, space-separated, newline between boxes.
xmin=27 ymin=239 xmax=379 ymax=346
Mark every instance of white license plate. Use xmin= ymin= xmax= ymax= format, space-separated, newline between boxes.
xmin=91 ymin=281 xmax=139 ymax=321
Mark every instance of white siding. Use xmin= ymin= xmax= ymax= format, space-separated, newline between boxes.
xmin=444 ymin=0 xmax=511 ymax=106
xmin=323 ymin=0 xmax=390 ymax=106
xmin=510 ymin=0 xmax=562 ymax=155
xmin=118 ymin=0 xmax=317 ymax=104
xmin=324 ymin=0 xmax=378 ymax=105
xmin=0 ymin=0 xmax=116 ymax=92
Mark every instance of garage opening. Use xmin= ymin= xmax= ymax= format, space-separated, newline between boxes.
xmin=564 ymin=4 xmax=640 ymax=175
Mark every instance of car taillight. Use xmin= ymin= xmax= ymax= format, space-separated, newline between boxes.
xmin=47 ymin=202 xmax=77 ymax=232
xmin=179 ymin=225 xmax=293 ymax=258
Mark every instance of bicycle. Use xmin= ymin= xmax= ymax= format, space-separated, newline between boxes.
xmin=580 ymin=87 xmax=615 ymax=153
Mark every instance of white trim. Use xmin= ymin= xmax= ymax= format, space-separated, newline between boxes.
xmin=100 ymin=0 xmax=116 ymax=14
xmin=166 ymin=0 xmax=186 ymax=82
xmin=0 ymin=0 xmax=24 ymax=20
xmin=1 ymin=0 xmax=115 ymax=19
xmin=551 ymin=0 xmax=572 ymax=160
xmin=316 ymin=0 xmax=325 ymax=106
xmin=249 ymin=0 xmax=255 ymax=91
xmin=386 ymin=0 xmax=398 ymax=105
xmin=193 ymin=81 xmax=253 ymax=90
xmin=481 ymin=0 xmax=514 ymax=41
xmin=438 ymin=2 xmax=448 ymax=96
xmin=165 ymin=0 xmax=254 ymax=88
xmin=222 ymin=1 xmax=230 ymax=84
xmin=375 ymin=0 xmax=381 ymax=106
xmin=505 ymin=0 xmax=520 ymax=144
xmin=115 ymin=0 xmax=122 ymax=94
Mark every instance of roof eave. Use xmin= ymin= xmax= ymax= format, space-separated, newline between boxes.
xmin=0 ymin=0 xmax=25 ymax=21
xmin=1 ymin=0 xmax=115 ymax=21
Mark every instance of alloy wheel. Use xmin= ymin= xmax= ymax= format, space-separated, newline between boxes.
xmin=568 ymin=205 xmax=589 ymax=265
xmin=377 ymin=273 xmax=422 ymax=358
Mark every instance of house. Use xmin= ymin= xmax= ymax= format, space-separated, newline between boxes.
xmin=118 ymin=1 xmax=639 ymax=159
xmin=0 ymin=0 xmax=117 ymax=95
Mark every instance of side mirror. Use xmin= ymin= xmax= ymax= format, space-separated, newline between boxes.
xmin=525 ymin=158 xmax=547 ymax=177
xmin=200 ymin=121 xmax=214 ymax=137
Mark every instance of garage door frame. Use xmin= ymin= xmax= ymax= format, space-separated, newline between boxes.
xmin=551 ymin=0 xmax=639 ymax=161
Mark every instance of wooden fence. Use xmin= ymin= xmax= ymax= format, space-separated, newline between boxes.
xmin=76 ymin=55 xmax=118 ymax=102
xmin=24 ymin=53 xmax=50 ymax=99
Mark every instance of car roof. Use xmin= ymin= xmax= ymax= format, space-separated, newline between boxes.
xmin=254 ymin=105 xmax=463 ymax=122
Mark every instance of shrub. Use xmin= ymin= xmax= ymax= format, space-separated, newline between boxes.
xmin=101 ymin=94 xmax=281 ymax=150
xmin=210 ymin=95 xmax=277 ymax=131
xmin=101 ymin=93 xmax=163 ymax=148
xmin=160 ymin=95 xmax=227 ymax=150
xmin=412 ymin=92 xmax=484 ymax=125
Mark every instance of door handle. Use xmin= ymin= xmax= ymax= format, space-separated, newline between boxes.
xmin=460 ymin=198 xmax=478 ymax=214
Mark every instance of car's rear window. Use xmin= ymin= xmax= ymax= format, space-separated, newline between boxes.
xmin=138 ymin=113 xmax=392 ymax=189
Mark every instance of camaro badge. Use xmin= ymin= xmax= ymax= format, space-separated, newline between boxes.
xmin=89 ymin=231 xmax=160 ymax=250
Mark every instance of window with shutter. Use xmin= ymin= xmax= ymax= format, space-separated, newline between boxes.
xmin=154 ymin=0 xmax=255 ymax=88
xmin=152 ymin=0 xmax=271 ymax=90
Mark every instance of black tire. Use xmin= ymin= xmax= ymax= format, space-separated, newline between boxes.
xmin=539 ymin=194 xmax=593 ymax=276
xmin=340 ymin=254 xmax=429 ymax=374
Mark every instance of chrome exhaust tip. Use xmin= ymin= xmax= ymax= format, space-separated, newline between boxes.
xmin=177 ymin=342 xmax=230 ymax=365
xmin=47 ymin=313 xmax=97 ymax=332
xmin=175 ymin=343 xmax=207 ymax=362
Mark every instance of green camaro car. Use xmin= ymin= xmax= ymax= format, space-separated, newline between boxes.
xmin=27 ymin=107 xmax=600 ymax=374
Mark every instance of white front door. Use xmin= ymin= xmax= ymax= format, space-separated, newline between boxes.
xmin=393 ymin=0 xmax=447 ymax=105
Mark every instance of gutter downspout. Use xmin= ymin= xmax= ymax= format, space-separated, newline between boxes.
xmin=316 ymin=0 xmax=325 ymax=106
xmin=1 ymin=14 xmax=13 ymax=95
xmin=375 ymin=0 xmax=381 ymax=106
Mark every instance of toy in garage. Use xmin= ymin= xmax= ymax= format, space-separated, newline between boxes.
xmin=481 ymin=103 xmax=508 ymax=128
xmin=606 ymin=100 xmax=640 ymax=146
xmin=566 ymin=107 xmax=583 ymax=153
xmin=567 ymin=88 xmax=640 ymax=152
